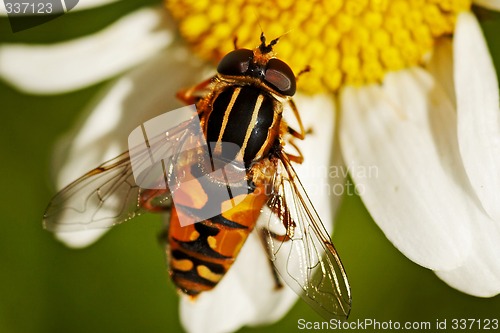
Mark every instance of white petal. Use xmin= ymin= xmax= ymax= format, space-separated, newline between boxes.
xmin=426 ymin=38 xmax=456 ymax=107
xmin=435 ymin=211 xmax=500 ymax=297
xmin=433 ymin=13 xmax=500 ymax=296
xmin=0 ymin=7 xmax=173 ymax=94
xmin=454 ymin=13 xmax=500 ymax=221
xmin=473 ymin=0 xmax=500 ymax=11
xmin=54 ymin=46 xmax=208 ymax=248
xmin=55 ymin=229 xmax=110 ymax=248
xmin=180 ymin=95 xmax=337 ymax=332
xmin=340 ymin=68 xmax=475 ymax=271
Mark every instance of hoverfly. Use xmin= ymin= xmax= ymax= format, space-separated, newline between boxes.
xmin=43 ymin=33 xmax=352 ymax=320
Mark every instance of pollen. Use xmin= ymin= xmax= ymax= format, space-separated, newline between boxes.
xmin=167 ymin=0 xmax=470 ymax=93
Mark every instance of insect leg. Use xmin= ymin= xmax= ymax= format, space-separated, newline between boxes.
xmin=157 ymin=227 xmax=169 ymax=244
xmin=267 ymin=189 xmax=297 ymax=238
xmin=176 ymin=77 xmax=215 ymax=105
xmin=286 ymin=99 xmax=306 ymax=140
xmin=140 ymin=188 xmax=172 ymax=212
xmin=284 ymin=139 xmax=304 ymax=164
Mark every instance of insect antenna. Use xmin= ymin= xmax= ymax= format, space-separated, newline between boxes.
xmin=259 ymin=29 xmax=294 ymax=54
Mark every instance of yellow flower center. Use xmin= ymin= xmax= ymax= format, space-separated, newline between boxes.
xmin=167 ymin=0 xmax=471 ymax=93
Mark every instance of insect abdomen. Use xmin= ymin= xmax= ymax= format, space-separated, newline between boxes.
xmin=206 ymin=85 xmax=281 ymax=165
xmin=167 ymin=165 xmax=269 ymax=296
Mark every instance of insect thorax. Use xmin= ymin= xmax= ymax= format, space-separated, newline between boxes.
xmin=205 ymin=84 xmax=282 ymax=166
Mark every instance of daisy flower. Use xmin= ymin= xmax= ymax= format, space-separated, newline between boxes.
xmin=166 ymin=0 xmax=500 ymax=300
xmin=1 ymin=0 xmax=500 ymax=332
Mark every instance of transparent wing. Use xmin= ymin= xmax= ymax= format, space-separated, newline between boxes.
xmin=257 ymin=151 xmax=352 ymax=320
xmin=43 ymin=118 xmax=198 ymax=232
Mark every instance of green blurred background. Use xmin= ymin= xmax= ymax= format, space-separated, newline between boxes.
xmin=1 ymin=1 xmax=500 ymax=332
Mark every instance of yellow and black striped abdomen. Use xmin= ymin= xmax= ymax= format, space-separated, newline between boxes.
xmin=167 ymin=175 xmax=269 ymax=296
xmin=206 ymin=85 xmax=281 ymax=166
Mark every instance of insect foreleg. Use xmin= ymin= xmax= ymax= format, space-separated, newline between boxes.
xmin=176 ymin=77 xmax=215 ymax=105
xmin=286 ymin=98 xmax=306 ymax=140
xmin=283 ymin=139 xmax=304 ymax=164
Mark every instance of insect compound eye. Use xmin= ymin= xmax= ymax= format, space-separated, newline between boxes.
xmin=217 ymin=49 xmax=254 ymax=76
xmin=264 ymin=58 xmax=296 ymax=96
